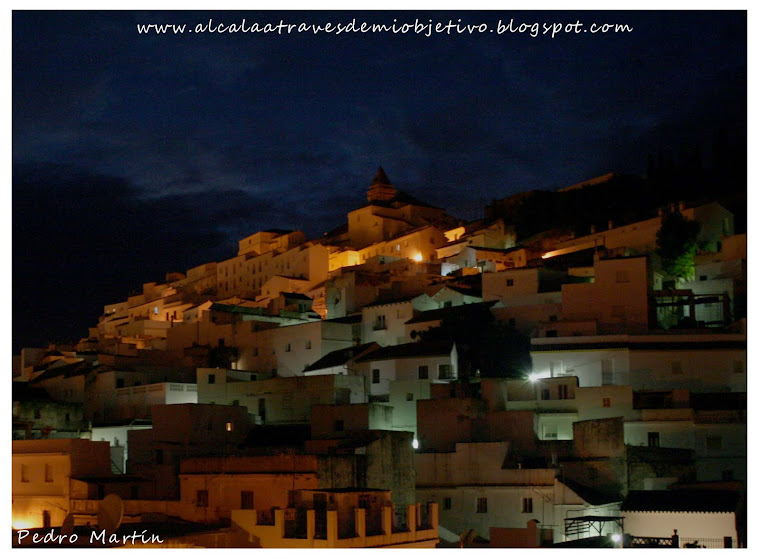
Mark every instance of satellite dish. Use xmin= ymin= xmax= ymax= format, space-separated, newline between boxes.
xmin=97 ymin=494 xmax=124 ymax=533
xmin=61 ymin=514 xmax=75 ymax=536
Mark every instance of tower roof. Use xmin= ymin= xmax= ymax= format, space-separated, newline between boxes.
xmin=372 ymin=166 xmax=392 ymax=186
xmin=367 ymin=166 xmax=397 ymax=203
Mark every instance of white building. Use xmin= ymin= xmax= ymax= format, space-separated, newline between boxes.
xmin=530 ymin=332 xmax=746 ymax=392
xmin=354 ymin=340 xmax=457 ymax=398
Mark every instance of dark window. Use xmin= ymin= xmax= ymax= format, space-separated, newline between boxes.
xmin=197 ymin=490 xmax=209 ymax=507
xmin=648 ymin=432 xmax=660 ymax=447
xmin=65 ymin=413 xmax=71 ymax=423
xmin=131 ymin=486 xmax=139 ymax=499
xmin=722 ymin=470 xmax=734 ymax=481
xmin=116 ymin=378 xmax=125 ymax=389
xmin=724 ymin=537 xmax=733 ymax=548
xmin=334 ymin=420 xmax=345 ymax=432
xmin=443 ymin=301 xmax=453 ymax=308
xmin=418 ymin=366 xmax=429 ymax=380
xmin=477 ymin=497 xmax=487 ymax=513
xmin=258 ymin=398 xmax=266 ymax=422
xmin=558 ymin=385 xmax=569 ymax=400
xmin=406 ymin=393 xmax=414 ymax=401
xmin=241 ymin=491 xmax=254 ymax=510
xmin=443 ymin=497 xmax=452 ymax=510
xmin=372 ymin=369 xmax=380 ymax=384
xmin=438 ymin=364 xmax=453 ymax=380
xmin=546 ymin=330 xmax=558 ymax=338
xmin=34 ymin=409 xmax=41 ymax=419
xmin=42 ymin=510 xmax=51 ymax=528
xmin=522 ymin=498 xmax=533 ymax=513
xmin=542 ymin=388 xmax=550 ymax=400
xmin=508 ymin=318 xmax=516 ymax=328
xmin=155 ymin=449 xmax=164 ymax=464
xmin=506 ymin=278 xmax=514 ymax=287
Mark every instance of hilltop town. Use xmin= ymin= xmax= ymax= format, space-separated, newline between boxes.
xmin=12 ymin=168 xmax=747 ymax=548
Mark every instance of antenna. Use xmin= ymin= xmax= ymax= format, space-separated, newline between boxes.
xmin=97 ymin=494 xmax=124 ymax=534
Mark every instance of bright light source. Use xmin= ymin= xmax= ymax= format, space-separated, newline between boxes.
xmin=528 ymin=373 xmax=541 ymax=382
xmin=611 ymin=534 xmax=622 ymax=543
xmin=412 ymin=438 xmax=419 ymax=449
xmin=413 ymin=253 xmax=423 ymax=262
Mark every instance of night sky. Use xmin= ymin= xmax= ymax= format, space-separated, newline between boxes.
xmin=12 ymin=10 xmax=747 ymax=352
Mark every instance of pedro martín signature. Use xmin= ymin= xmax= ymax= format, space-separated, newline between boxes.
xmin=16 ymin=528 xmax=164 ymax=546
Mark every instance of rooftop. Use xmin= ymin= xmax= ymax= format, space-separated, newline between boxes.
xmin=355 ymin=340 xmax=454 ymax=362
xmin=621 ymin=489 xmax=741 ymax=513
xmin=303 ymin=342 xmax=380 ymax=372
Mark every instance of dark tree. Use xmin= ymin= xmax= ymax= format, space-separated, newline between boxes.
xmin=417 ymin=305 xmax=531 ymax=379
xmin=656 ymin=209 xmax=701 ymax=280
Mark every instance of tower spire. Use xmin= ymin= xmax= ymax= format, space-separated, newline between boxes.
xmin=367 ymin=166 xmax=397 ymax=202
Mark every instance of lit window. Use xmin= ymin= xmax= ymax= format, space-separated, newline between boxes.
xmin=226 ymin=422 xmax=234 ymax=432
xmin=154 ymin=306 xmax=159 ymax=315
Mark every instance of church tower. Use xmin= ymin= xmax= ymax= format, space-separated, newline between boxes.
xmin=367 ymin=166 xmax=397 ymax=203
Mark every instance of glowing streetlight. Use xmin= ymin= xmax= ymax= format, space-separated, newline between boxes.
xmin=412 ymin=253 xmax=423 ymax=262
